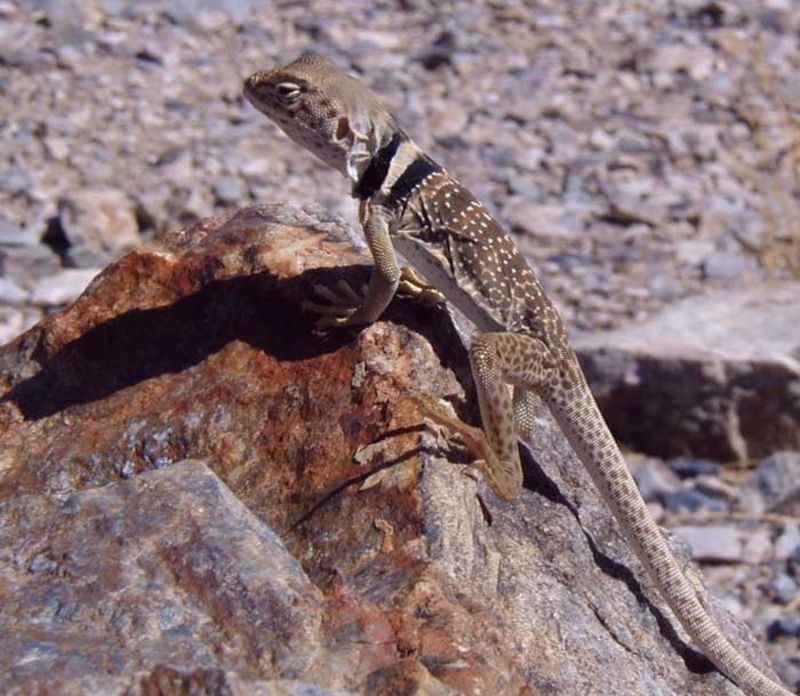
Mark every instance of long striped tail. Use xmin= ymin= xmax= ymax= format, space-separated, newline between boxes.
xmin=549 ymin=383 xmax=794 ymax=696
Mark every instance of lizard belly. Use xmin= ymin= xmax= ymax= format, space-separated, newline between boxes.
xmin=392 ymin=234 xmax=501 ymax=333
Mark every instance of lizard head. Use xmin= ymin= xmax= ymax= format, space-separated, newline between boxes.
xmin=244 ymin=53 xmax=398 ymax=183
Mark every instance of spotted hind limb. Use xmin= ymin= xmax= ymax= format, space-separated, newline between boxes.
xmin=417 ymin=333 xmax=559 ymax=502
xmin=513 ymin=386 xmax=538 ymax=443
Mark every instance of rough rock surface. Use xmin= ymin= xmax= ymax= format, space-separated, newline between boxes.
xmin=0 ymin=206 xmax=786 ymax=695
xmin=0 ymin=460 xmax=344 ymax=696
xmin=575 ymin=284 xmax=800 ymax=461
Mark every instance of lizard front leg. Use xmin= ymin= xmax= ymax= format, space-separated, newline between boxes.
xmin=304 ymin=203 xmax=401 ymax=327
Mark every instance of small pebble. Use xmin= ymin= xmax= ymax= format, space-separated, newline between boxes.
xmin=767 ymin=618 xmax=800 ymax=641
xmin=771 ymin=574 xmax=798 ymax=605
xmin=668 ymin=458 xmax=721 ymax=479
xmin=672 ymin=525 xmax=746 ymax=563
xmin=665 ymin=489 xmax=728 ymax=514
xmin=213 ymin=175 xmax=247 ymax=205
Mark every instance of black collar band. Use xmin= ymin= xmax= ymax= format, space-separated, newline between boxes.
xmin=389 ymin=155 xmax=441 ymax=201
xmin=352 ymin=131 xmax=404 ymax=200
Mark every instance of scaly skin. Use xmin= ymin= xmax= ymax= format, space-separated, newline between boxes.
xmin=244 ymin=53 xmax=794 ymax=696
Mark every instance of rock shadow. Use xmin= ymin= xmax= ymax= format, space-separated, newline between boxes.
xmin=4 ymin=266 xmax=373 ymax=420
xmin=5 ymin=261 xmax=479 ymax=423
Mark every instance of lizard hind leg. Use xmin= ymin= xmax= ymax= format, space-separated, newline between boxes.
xmin=513 ymin=386 xmax=537 ymax=443
xmin=467 ymin=333 xmax=560 ymax=501
xmin=417 ymin=335 xmax=553 ymax=502
xmin=418 ymin=334 xmax=556 ymax=502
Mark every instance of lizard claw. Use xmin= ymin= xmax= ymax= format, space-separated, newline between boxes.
xmin=397 ymin=266 xmax=446 ymax=306
xmin=302 ymin=279 xmax=367 ymax=328
xmin=462 ymin=460 xmax=488 ymax=485
xmin=300 ymin=302 xmax=359 ymax=329
xmin=414 ymin=393 xmax=494 ymax=464
xmin=313 ymin=279 xmax=364 ymax=305
xmin=315 ymin=312 xmax=358 ymax=329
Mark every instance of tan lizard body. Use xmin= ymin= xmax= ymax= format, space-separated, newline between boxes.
xmin=244 ymin=53 xmax=793 ymax=696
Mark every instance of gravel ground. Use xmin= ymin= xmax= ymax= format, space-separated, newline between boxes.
xmin=1 ymin=0 xmax=798 ymax=688
xmin=2 ymin=0 xmax=799 ymax=334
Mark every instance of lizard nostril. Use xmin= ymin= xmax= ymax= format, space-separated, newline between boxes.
xmin=244 ymin=74 xmax=266 ymax=98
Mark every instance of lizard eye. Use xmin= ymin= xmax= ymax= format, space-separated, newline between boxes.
xmin=275 ymin=82 xmax=301 ymax=104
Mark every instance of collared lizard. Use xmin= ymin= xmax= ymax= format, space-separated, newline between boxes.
xmin=243 ymin=53 xmax=793 ymax=696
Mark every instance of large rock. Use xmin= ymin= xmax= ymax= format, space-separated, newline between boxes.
xmin=0 ymin=205 xmax=783 ymax=694
xmin=575 ymin=284 xmax=800 ymax=461
xmin=0 ymin=460 xmax=342 ymax=695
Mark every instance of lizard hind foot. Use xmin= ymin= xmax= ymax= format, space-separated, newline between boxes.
xmin=414 ymin=393 xmax=488 ymax=456
xmin=414 ymin=393 xmax=519 ymax=500
xmin=397 ymin=266 xmax=447 ymax=306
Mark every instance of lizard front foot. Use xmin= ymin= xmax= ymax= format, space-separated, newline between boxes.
xmin=304 ymin=267 xmax=443 ymax=329
xmin=302 ymin=279 xmax=368 ymax=328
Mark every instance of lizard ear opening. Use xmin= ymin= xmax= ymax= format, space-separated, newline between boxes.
xmin=335 ymin=117 xmax=350 ymax=141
